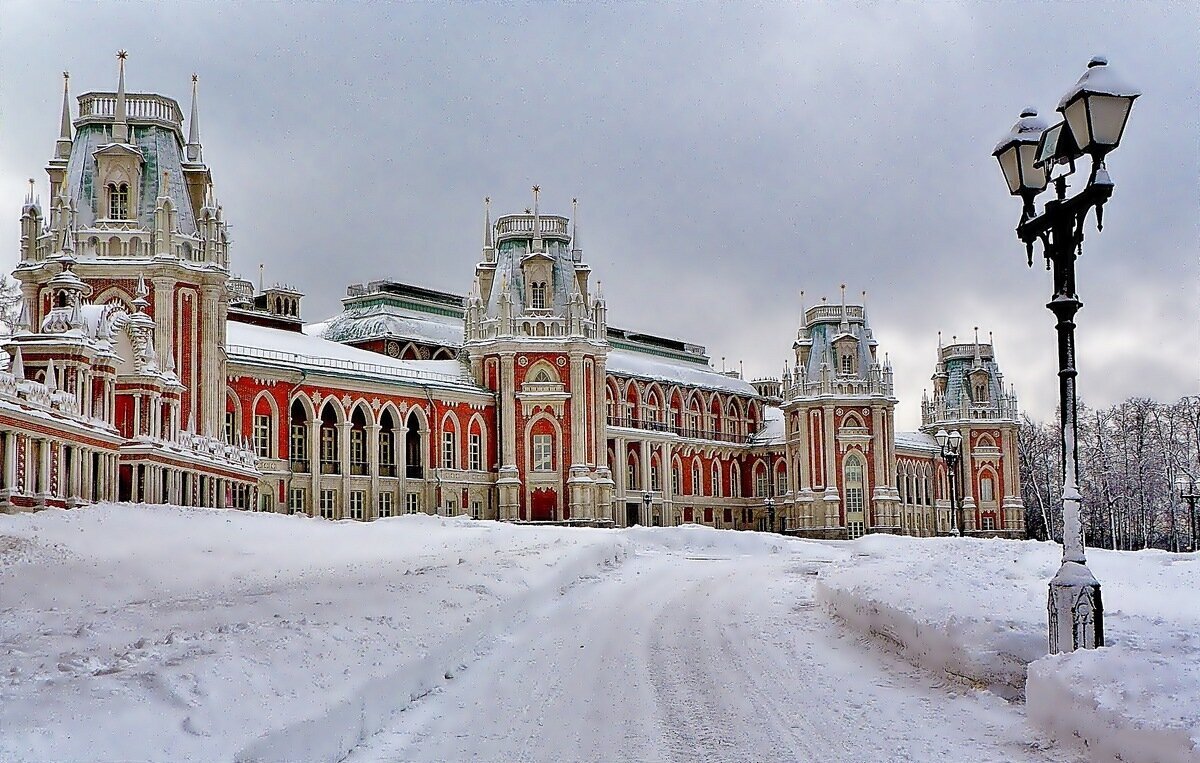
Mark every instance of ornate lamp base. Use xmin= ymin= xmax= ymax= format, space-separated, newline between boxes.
xmin=1048 ymin=561 xmax=1104 ymax=653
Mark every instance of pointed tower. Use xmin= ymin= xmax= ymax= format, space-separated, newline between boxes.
xmin=781 ymin=287 xmax=899 ymax=539
xmin=461 ymin=190 xmax=611 ymax=524
xmin=920 ymin=331 xmax=1023 ymax=538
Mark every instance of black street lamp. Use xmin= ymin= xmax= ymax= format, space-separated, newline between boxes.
xmin=1176 ymin=476 xmax=1199 ymax=552
xmin=935 ymin=428 xmax=963 ymax=536
xmin=642 ymin=490 xmax=652 ymax=527
xmin=993 ymin=56 xmax=1139 ymax=654
xmin=764 ymin=496 xmax=776 ymax=533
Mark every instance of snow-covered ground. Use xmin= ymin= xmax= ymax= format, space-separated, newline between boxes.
xmin=0 ymin=505 xmax=1189 ymax=762
xmin=818 ymin=534 xmax=1200 ymax=763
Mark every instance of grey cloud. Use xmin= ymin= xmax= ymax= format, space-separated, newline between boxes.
xmin=0 ymin=1 xmax=1195 ymax=429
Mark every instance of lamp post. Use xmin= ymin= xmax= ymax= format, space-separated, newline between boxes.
xmin=764 ymin=496 xmax=776 ymax=533
xmin=642 ymin=490 xmax=652 ymax=527
xmin=993 ymin=56 xmax=1139 ymax=653
xmin=935 ymin=428 xmax=963 ymax=536
xmin=1177 ymin=476 xmax=1199 ymax=552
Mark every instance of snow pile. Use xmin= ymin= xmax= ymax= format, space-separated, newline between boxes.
xmin=816 ymin=534 xmax=1200 ymax=762
xmin=0 ymin=504 xmax=627 ymax=763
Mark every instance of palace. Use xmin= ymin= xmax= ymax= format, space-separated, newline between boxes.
xmin=0 ymin=62 xmax=1026 ymax=539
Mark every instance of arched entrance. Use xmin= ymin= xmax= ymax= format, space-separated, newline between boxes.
xmin=531 ymin=487 xmax=557 ymax=521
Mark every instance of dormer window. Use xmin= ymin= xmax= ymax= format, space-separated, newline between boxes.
xmin=841 ymin=354 xmax=853 ymax=375
xmin=531 ymin=281 xmax=547 ymax=310
xmin=108 ymin=183 xmax=130 ymax=220
xmin=975 ymin=383 xmax=988 ymax=402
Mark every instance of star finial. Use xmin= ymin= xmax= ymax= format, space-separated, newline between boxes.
xmin=532 ymin=184 xmax=540 ymax=194
xmin=191 ymin=73 xmax=198 ymax=83
xmin=117 ymin=50 xmax=128 ymax=61
xmin=63 ymin=71 xmax=69 ymax=81
xmin=484 ymin=196 xmax=490 ymax=204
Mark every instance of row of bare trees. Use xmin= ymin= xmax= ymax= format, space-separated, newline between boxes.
xmin=1019 ymin=396 xmax=1200 ymax=551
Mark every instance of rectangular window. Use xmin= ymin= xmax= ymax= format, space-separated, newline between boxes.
xmin=320 ymin=427 xmax=338 ymax=471
xmin=254 ymin=414 xmax=271 ymax=458
xmin=379 ymin=431 xmax=394 ymax=472
xmin=290 ymin=422 xmax=308 ymax=467
xmin=320 ymin=489 xmax=337 ymax=519
xmin=348 ymin=490 xmax=365 ymax=520
xmin=471 ymin=500 xmax=482 ymax=520
xmin=442 ymin=431 xmax=457 ymax=469
xmin=848 ymin=520 xmax=865 ymax=539
xmin=445 ymin=497 xmax=457 ymax=516
xmin=533 ymin=434 xmax=553 ymax=472
xmin=225 ymin=411 xmax=236 ymax=444
xmin=980 ymin=476 xmax=995 ymax=503
xmin=469 ymin=434 xmax=482 ymax=471
xmin=377 ymin=492 xmax=393 ymax=518
xmin=723 ymin=508 xmax=733 ymax=524
xmin=350 ymin=429 xmax=366 ymax=473
xmin=289 ymin=487 xmax=306 ymax=514
xmin=405 ymin=493 xmax=420 ymax=514
xmin=651 ymin=464 xmax=660 ymax=492
xmin=846 ymin=486 xmax=864 ymax=514
xmin=755 ymin=471 xmax=768 ymax=498
xmin=776 ymin=471 xmax=787 ymax=496
xmin=981 ymin=515 xmax=996 ymax=531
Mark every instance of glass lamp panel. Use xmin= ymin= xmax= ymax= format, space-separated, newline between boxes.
xmin=1062 ymin=98 xmax=1092 ymax=152
xmin=997 ymin=146 xmax=1021 ymax=195
xmin=935 ymin=429 xmax=949 ymax=448
xmin=1017 ymin=144 xmax=1047 ymax=191
xmin=948 ymin=431 xmax=962 ymax=450
xmin=1087 ymin=94 xmax=1133 ymax=148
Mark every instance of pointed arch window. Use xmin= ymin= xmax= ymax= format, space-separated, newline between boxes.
xmin=691 ymin=459 xmax=702 ymax=496
xmin=108 ymin=183 xmax=130 ymax=220
xmin=841 ymin=354 xmax=853 ymax=375
xmin=531 ymin=281 xmax=548 ymax=310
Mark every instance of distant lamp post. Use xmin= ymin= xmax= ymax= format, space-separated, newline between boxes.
xmin=764 ymin=496 xmax=776 ymax=534
xmin=642 ymin=490 xmax=652 ymax=527
xmin=935 ymin=428 xmax=963 ymax=536
xmin=1177 ymin=476 xmax=1199 ymax=552
xmin=993 ymin=56 xmax=1139 ymax=654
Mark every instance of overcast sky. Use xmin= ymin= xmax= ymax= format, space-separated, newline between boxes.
xmin=1 ymin=1 xmax=1196 ymax=429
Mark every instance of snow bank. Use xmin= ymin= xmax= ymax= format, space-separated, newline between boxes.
xmin=0 ymin=504 xmax=627 ymax=763
xmin=816 ymin=534 xmax=1200 ymax=762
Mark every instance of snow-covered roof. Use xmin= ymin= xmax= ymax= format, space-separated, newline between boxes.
xmin=226 ymin=321 xmax=485 ymax=393
xmin=315 ymin=302 xmax=465 ymax=348
xmin=607 ymin=349 xmax=759 ymax=397
xmin=894 ymin=430 xmax=938 ymax=453
xmin=750 ymin=405 xmax=785 ymax=445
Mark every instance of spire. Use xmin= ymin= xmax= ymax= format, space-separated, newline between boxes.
xmin=113 ymin=51 xmax=129 ymax=143
xmin=10 ymin=347 xmax=24 ymax=380
xmin=973 ymin=326 xmax=982 ymax=366
xmin=44 ymin=359 xmax=58 ymax=392
xmin=570 ymin=197 xmax=581 ymax=260
xmin=56 ymin=72 xmax=73 ymax=160
xmin=186 ymin=73 xmax=203 ymax=162
xmin=482 ymin=196 xmax=494 ymax=260
xmin=134 ymin=274 xmax=150 ymax=311
xmin=531 ymin=184 xmax=542 ymax=252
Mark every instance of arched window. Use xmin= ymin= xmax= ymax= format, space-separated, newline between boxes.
xmin=754 ymin=462 xmax=768 ymax=497
xmin=841 ymin=354 xmax=853 ymax=374
xmin=108 ymin=183 xmax=129 ymax=220
xmin=253 ymin=395 xmax=275 ymax=458
xmin=531 ymin=281 xmax=547 ymax=310
xmin=319 ymin=403 xmax=340 ymax=474
xmin=405 ymin=410 xmax=424 ymax=478
xmin=289 ymin=400 xmax=309 ymax=471
xmin=691 ymin=458 xmax=702 ymax=496
xmin=627 ymin=453 xmax=639 ymax=491
xmin=775 ymin=463 xmax=787 ymax=496
xmin=712 ymin=461 xmax=722 ymax=498
xmin=980 ymin=474 xmax=995 ymax=503
xmin=379 ymin=409 xmax=396 ymax=476
xmin=672 ymin=459 xmax=681 ymax=494
xmin=650 ymin=455 xmax=661 ymax=491
xmin=441 ymin=414 xmax=459 ymax=470
xmin=350 ymin=406 xmax=369 ymax=475
xmin=731 ymin=462 xmax=742 ymax=498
